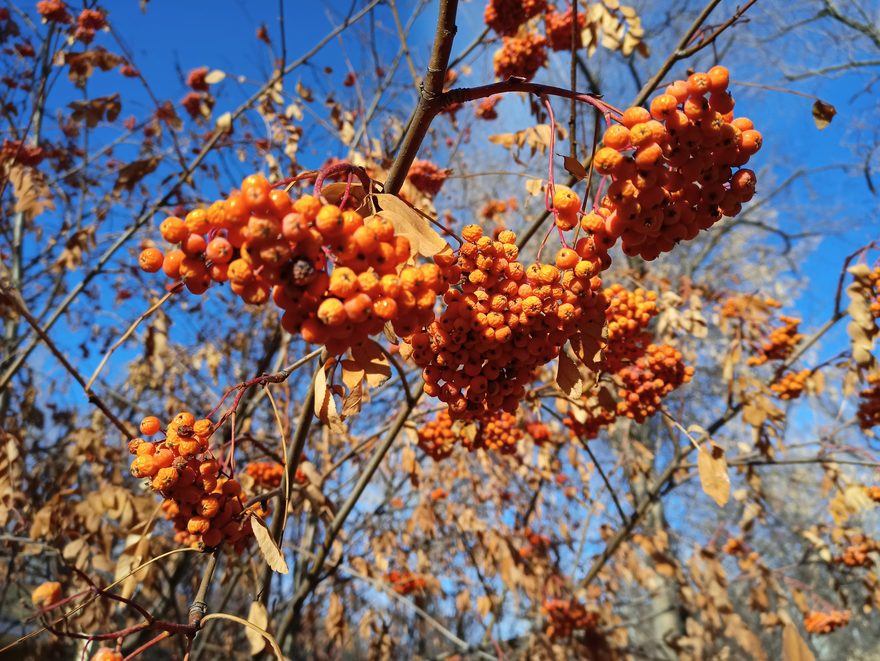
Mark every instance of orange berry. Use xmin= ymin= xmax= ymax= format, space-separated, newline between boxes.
xmin=227 ymin=259 xmax=254 ymax=284
xmin=593 ymin=147 xmax=623 ymax=175
xmin=138 ymin=248 xmax=164 ymax=273
xmin=621 ymin=106 xmax=651 ymax=128
xmin=317 ymin=297 xmax=347 ymax=326
xmin=160 ymin=216 xmax=188 ymax=243
xmin=241 ymin=173 xmax=272 ymax=211
xmin=686 ymin=72 xmax=710 ymax=95
xmin=315 ymin=204 xmax=344 ymax=236
xmin=343 ymin=292 xmax=373 ymax=322
xmin=707 ymin=65 xmax=729 ymax=92
xmin=131 ymin=454 xmax=158 ymax=478
xmin=649 ymin=94 xmax=678 ymax=120
xmin=206 ymin=237 xmax=233 ymax=263
xmin=173 ymin=411 xmax=195 ymax=427
xmin=555 ymin=248 xmax=579 ymax=270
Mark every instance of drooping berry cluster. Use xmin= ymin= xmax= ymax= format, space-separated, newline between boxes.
xmin=483 ymin=0 xmax=547 ymax=36
xmin=410 ymin=224 xmax=605 ymax=420
xmin=417 ymin=410 xmax=457 ymax=461
xmin=407 ymin=159 xmax=449 ymax=197
xmin=616 ymin=344 xmax=694 ymax=422
xmin=835 ymin=536 xmax=877 ymax=568
xmin=545 ymin=5 xmax=586 ymax=51
xmin=130 ymin=413 xmax=258 ymax=551
xmin=746 ymin=315 xmax=802 ymax=366
xmin=770 ymin=369 xmax=810 ymax=400
xmin=138 ymin=173 xmax=456 ymax=356
xmin=542 ymin=598 xmax=600 ymax=639
xmin=385 ymin=570 xmax=428 ymax=596
xmin=493 ymin=34 xmax=548 ymax=81
xmin=600 ymin=284 xmax=658 ymax=371
xmin=857 ymin=372 xmax=880 ymax=430
xmin=245 ymin=461 xmax=284 ymax=488
xmin=473 ymin=411 xmax=523 ymax=454
xmin=803 ymin=609 xmax=850 ymax=635
xmin=590 ymin=67 xmax=761 ymax=260
xmin=526 ymin=420 xmax=552 ymax=445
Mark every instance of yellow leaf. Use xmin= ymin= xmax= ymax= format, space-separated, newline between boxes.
xmin=216 ymin=112 xmax=232 ymax=131
xmin=251 ymin=514 xmax=289 ymax=574
xmin=372 ymin=194 xmax=448 ymax=257
xmin=204 ymin=69 xmax=226 ymax=85
xmin=350 ymin=339 xmax=391 ymax=388
xmin=246 ymin=601 xmax=269 ymax=655
xmin=698 ymin=443 xmax=730 ymax=507
xmin=782 ymin=623 xmax=815 ymax=661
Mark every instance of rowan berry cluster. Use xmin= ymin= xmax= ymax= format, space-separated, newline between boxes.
xmin=138 ymin=173 xmax=455 ymax=356
xmin=542 ymin=598 xmax=600 ymax=639
xmin=616 ymin=344 xmax=694 ymax=422
xmin=417 ymin=410 xmax=458 ymax=460
xmin=591 ymin=67 xmax=761 ymax=260
xmin=36 ymin=0 xmax=72 ymax=24
xmin=407 ymin=159 xmax=449 ymax=197
xmin=836 ymin=537 xmax=876 ymax=568
xmin=857 ymin=373 xmax=880 ymax=430
xmin=31 ymin=581 xmax=61 ymax=609
xmin=545 ymin=5 xmax=585 ymax=51
xmin=518 ymin=528 xmax=552 ymax=558
xmin=410 ymin=224 xmax=605 ymax=420
xmin=245 ymin=461 xmax=284 ymax=488
xmin=719 ymin=294 xmax=781 ymax=320
xmin=385 ymin=570 xmax=428 ymax=596
xmin=770 ymin=369 xmax=810 ymax=400
xmin=493 ymin=34 xmax=548 ymax=81
xmin=746 ymin=315 xmax=803 ymax=366
xmin=472 ymin=410 xmax=523 ymax=454
xmin=483 ymin=0 xmax=546 ymax=36
xmin=600 ymin=284 xmax=658 ymax=371
xmin=804 ymin=609 xmax=850 ymax=635
xmin=130 ymin=413 xmax=258 ymax=552
xmin=526 ymin=420 xmax=551 ymax=445
xmin=563 ymin=397 xmax=618 ymax=440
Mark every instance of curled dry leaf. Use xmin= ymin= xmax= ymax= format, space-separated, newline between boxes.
xmin=251 ymin=513 xmax=289 ymax=574
xmin=782 ymin=622 xmax=815 ymax=661
xmin=697 ymin=442 xmax=730 ymax=507
xmin=811 ymin=99 xmax=836 ymax=130
xmin=556 ymin=349 xmax=585 ymax=399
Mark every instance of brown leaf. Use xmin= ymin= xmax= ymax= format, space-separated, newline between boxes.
xmin=811 ymin=99 xmax=836 ymax=130
xmin=556 ymin=350 xmax=584 ymax=399
xmin=351 ymin=340 xmax=391 ymax=388
xmin=114 ymin=157 xmax=159 ymax=193
xmin=69 ymin=94 xmax=121 ymax=128
xmin=782 ymin=623 xmax=815 ymax=661
xmin=251 ymin=514 xmax=289 ymax=574
xmin=563 ymin=155 xmax=588 ymax=180
xmin=246 ymin=601 xmax=269 ymax=655
xmin=372 ymin=194 xmax=448 ymax=257
xmin=698 ymin=442 xmax=730 ymax=507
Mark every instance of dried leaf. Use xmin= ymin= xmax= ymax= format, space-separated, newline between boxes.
xmin=782 ymin=623 xmax=815 ymax=661
xmin=246 ymin=601 xmax=269 ymax=655
xmin=251 ymin=514 xmax=289 ymax=574
xmin=811 ymin=100 xmax=836 ymax=130
xmin=372 ymin=194 xmax=448 ymax=257
xmin=698 ymin=443 xmax=730 ymax=506
xmin=69 ymin=94 xmax=121 ymax=128
xmin=350 ymin=340 xmax=391 ymax=388
xmin=204 ymin=69 xmax=226 ymax=85
xmin=563 ymin=155 xmax=588 ymax=180
xmin=556 ymin=350 xmax=584 ymax=399
xmin=216 ymin=112 xmax=232 ymax=132
xmin=114 ymin=157 xmax=159 ymax=193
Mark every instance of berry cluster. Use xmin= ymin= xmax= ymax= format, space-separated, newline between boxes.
xmin=600 ymin=284 xmax=658 ymax=371
xmin=563 ymin=394 xmax=619 ymax=440
xmin=518 ymin=528 xmax=552 ymax=559
xmin=616 ymin=344 xmax=694 ymax=422
xmin=591 ymin=67 xmax=761 ymax=260
xmin=746 ymin=315 xmax=802 ymax=366
xmin=804 ymin=609 xmax=850 ymax=635
xmin=138 ymin=174 xmax=455 ymax=356
xmin=385 ymin=570 xmax=428 ymax=596
xmin=493 ymin=34 xmax=548 ymax=81
xmin=410 ymin=224 xmax=605 ymax=420
xmin=407 ymin=159 xmax=449 ymax=197
xmin=542 ymin=598 xmax=600 ymax=639
xmin=473 ymin=411 xmax=523 ymax=454
xmin=417 ymin=410 xmax=458 ymax=460
xmin=857 ymin=373 xmax=880 ymax=430
xmin=867 ymin=485 xmax=880 ymax=503
xmin=483 ymin=0 xmax=546 ymax=36
xmin=130 ymin=413 xmax=257 ymax=551
xmin=545 ymin=5 xmax=585 ymax=51
xmin=245 ymin=461 xmax=284 ymax=488
xmin=770 ymin=369 xmax=810 ymax=400
xmin=836 ymin=537 xmax=877 ymax=568
xmin=526 ymin=420 xmax=552 ymax=445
